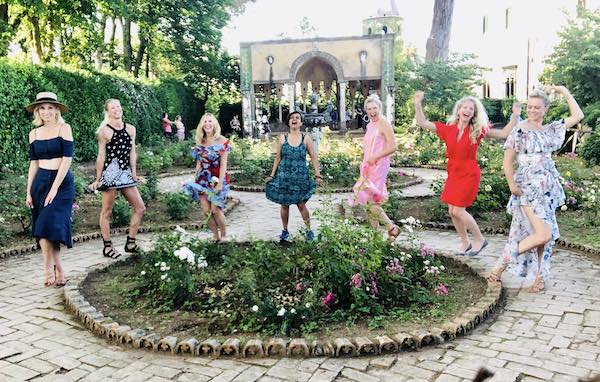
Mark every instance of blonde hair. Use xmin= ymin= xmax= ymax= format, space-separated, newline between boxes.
xmin=195 ymin=113 xmax=221 ymax=145
xmin=528 ymin=89 xmax=550 ymax=107
xmin=32 ymin=104 xmax=65 ymax=126
xmin=446 ymin=96 xmax=489 ymax=144
xmin=96 ymin=98 xmax=121 ymax=134
xmin=363 ymin=93 xmax=383 ymax=115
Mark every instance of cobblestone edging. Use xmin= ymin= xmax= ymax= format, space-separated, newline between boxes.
xmin=156 ymin=168 xmax=195 ymax=179
xmin=0 ymin=198 xmax=240 ymax=260
xmin=423 ymin=221 xmax=600 ymax=256
xmin=230 ymin=177 xmax=424 ymax=194
xmin=62 ymin=252 xmax=502 ymax=359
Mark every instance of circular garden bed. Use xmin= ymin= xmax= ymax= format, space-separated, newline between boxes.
xmin=66 ymin=217 xmax=502 ymax=358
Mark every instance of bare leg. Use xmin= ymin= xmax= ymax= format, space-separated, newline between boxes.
xmin=448 ymin=205 xmax=470 ymax=252
xmin=368 ymin=204 xmax=394 ymax=230
xmin=210 ymin=204 xmax=227 ymax=240
xmin=99 ymin=190 xmax=117 ymax=240
xmin=39 ymin=239 xmax=55 ymax=286
xmin=453 ymin=206 xmax=485 ymax=250
xmin=200 ymin=196 xmax=218 ymax=240
xmin=120 ymin=186 xmax=146 ymax=238
xmin=52 ymin=245 xmax=66 ymax=285
xmin=297 ymin=202 xmax=311 ymax=229
xmin=280 ymin=205 xmax=290 ymax=231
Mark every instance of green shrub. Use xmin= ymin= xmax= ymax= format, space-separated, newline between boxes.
xmin=164 ymin=192 xmax=192 ymax=221
xmin=0 ymin=59 xmax=201 ymax=173
xmin=138 ymin=169 xmax=159 ymax=205
xmin=112 ymin=197 xmax=132 ymax=227
xmin=581 ymin=129 xmax=600 ymax=166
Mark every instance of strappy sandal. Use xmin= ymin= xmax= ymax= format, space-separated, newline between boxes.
xmin=103 ymin=239 xmax=121 ymax=259
xmin=55 ymin=269 xmax=68 ymax=288
xmin=44 ymin=265 xmax=56 ymax=287
xmin=486 ymin=262 xmax=508 ymax=284
xmin=387 ymin=224 xmax=401 ymax=243
xmin=124 ymin=236 xmax=139 ymax=253
xmin=526 ymin=276 xmax=545 ymax=293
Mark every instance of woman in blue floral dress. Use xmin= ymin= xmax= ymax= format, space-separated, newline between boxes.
xmin=183 ymin=113 xmax=231 ymax=241
xmin=488 ymin=86 xmax=583 ymax=292
xmin=265 ymin=111 xmax=322 ymax=241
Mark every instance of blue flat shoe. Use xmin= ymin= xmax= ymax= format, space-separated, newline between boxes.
xmin=455 ymin=243 xmax=472 ymax=256
xmin=467 ymin=240 xmax=488 ymax=257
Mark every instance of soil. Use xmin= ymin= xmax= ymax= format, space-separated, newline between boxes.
xmin=81 ymin=256 xmax=486 ymax=341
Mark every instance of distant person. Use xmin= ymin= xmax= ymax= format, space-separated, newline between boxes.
xmin=330 ymin=109 xmax=338 ymax=129
xmin=26 ymin=92 xmax=74 ymax=287
xmin=161 ymin=112 xmax=173 ymax=139
xmin=262 ymin=114 xmax=270 ymax=140
xmin=356 ymin=106 xmax=364 ymax=130
xmin=230 ymin=115 xmax=241 ymax=137
xmin=174 ymin=115 xmax=185 ymax=142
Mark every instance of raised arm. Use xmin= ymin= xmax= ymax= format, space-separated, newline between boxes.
xmin=487 ymin=102 xmax=521 ymax=140
xmin=552 ymin=86 xmax=584 ymax=129
xmin=414 ymin=91 xmax=436 ymax=131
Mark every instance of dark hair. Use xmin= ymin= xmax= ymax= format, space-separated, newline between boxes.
xmin=287 ymin=111 xmax=303 ymax=125
xmin=162 ymin=112 xmax=168 ymax=118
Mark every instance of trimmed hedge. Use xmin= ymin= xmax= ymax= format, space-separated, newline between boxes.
xmin=0 ymin=60 xmax=201 ymax=173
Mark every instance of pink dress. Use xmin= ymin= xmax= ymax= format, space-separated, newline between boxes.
xmin=348 ymin=121 xmax=391 ymax=206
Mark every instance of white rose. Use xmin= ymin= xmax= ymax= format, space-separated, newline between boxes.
xmin=290 ymin=308 xmax=296 ymax=314
xmin=251 ymin=305 xmax=259 ymax=312
xmin=277 ymin=307 xmax=286 ymax=316
xmin=440 ymin=265 xmax=445 ymax=271
xmin=305 ymin=302 xmax=312 ymax=308
xmin=140 ymin=271 xmax=146 ymax=276
xmin=484 ymin=185 xmax=492 ymax=192
xmin=174 ymin=247 xmax=194 ymax=261
xmin=161 ymin=274 xmax=167 ymax=280
xmin=560 ymin=205 xmax=568 ymax=211
xmin=306 ymin=288 xmax=313 ymax=294
xmin=424 ymin=260 xmax=430 ymax=266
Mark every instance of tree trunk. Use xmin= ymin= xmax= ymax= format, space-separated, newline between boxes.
xmin=133 ymin=29 xmax=147 ymax=78
xmin=425 ymin=0 xmax=454 ymax=61
xmin=30 ymin=16 xmax=45 ymax=64
xmin=145 ymin=43 xmax=150 ymax=78
xmin=94 ymin=13 xmax=107 ymax=70
xmin=0 ymin=4 xmax=8 ymax=56
xmin=109 ymin=16 xmax=117 ymax=69
xmin=122 ymin=17 xmax=132 ymax=72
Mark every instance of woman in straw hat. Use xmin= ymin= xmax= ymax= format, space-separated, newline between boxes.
xmin=26 ymin=91 xmax=74 ymax=287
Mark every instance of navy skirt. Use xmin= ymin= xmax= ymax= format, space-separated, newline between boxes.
xmin=31 ymin=168 xmax=75 ymax=248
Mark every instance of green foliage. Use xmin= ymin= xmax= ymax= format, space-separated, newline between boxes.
xmin=581 ymin=129 xmax=600 ymax=166
xmin=138 ymin=169 xmax=159 ymax=205
xmin=0 ymin=60 xmax=201 ymax=173
xmin=133 ymin=215 xmax=449 ymax=336
xmin=164 ymin=192 xmax=192 ymax=220
xmin=394 ymin=52 xmax=482 ymax=126
xmin=0 ymin=173 xmax=31 ymax=233
xmin=111 ymin=196 xmax=132 ymax=227
xmin=543 ymin=8 xmax=600 ymax=129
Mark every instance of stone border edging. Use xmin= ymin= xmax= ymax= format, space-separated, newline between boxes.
xmin=63 ymin=251 xmax=502 ymax=359
xmin=0 ymin=198 xmax=240 ymax=260
xmin=230 ymin=177 xmax=423 ymax=194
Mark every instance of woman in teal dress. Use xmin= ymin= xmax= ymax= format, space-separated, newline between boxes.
xmin=265 ymin=111 xmax=322 ymax=241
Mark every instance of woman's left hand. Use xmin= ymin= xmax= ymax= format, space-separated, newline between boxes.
xmin=44 ymin=188 xmax=58 ymax=207
xmin=367 ymin=157 xmax=378 ymax=166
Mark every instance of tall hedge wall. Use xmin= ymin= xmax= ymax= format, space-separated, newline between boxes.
xmin=0 ymin=60 xmax=201 ymax=173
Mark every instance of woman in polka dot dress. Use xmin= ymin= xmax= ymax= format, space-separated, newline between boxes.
xmin=89 ymin=99 xmax=146 ymax=259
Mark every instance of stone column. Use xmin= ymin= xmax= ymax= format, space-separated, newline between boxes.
xmin=242 ymin=91 xmax=254 ymax=137
xmin=287 ymin=82 xmax=295 ymax=113
xmin=339 ymin=82 xmax=347 ymax=133
xmin=239 ymin=43 xmax=254 ymax=135
xmin=278 ymin=102 xmax=283 ymax=123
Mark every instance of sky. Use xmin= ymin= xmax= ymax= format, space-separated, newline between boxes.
xmin=221 ymin=0 xmax=600 ymax=57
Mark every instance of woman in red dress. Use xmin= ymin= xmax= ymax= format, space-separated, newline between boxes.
xmin=414 ymin=91 xmax=519 ymax=255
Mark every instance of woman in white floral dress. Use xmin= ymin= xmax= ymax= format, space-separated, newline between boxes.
xmin=487 ymin=86 xmax=584 ymax=292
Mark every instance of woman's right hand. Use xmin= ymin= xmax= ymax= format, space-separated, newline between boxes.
xmin=264 ymin=175 xmax=273 ymax=183
xmin=26 ymin=194 xmax=33 ymax=209
xmin=88 ymin=181 xmax=99 ymax=192
xmin=509 ymin=182 xmax=522 ymax=196
xmin=414 ymin=91 xmax=425 ymax=105
xmin=512 ymin=102 xmax=522 ymax=117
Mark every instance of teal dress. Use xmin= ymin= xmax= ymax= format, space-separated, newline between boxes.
xmin=266 ymin=133 xmax=315 ymax=205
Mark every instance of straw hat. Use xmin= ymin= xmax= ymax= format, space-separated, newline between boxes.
xmin=26 ymin=92 xmax=69 ymax=113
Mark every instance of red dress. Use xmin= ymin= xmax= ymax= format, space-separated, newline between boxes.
xmin=435 ymin=122 xmax=487 ymax=207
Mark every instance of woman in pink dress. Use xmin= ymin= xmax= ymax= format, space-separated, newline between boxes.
xmin=348 ymin=94 xmax=400 ymax=242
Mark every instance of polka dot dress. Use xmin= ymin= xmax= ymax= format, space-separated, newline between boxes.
xmin=97 ymin=124 xmax=138 ymax=191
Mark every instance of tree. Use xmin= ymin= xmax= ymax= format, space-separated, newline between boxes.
xmin=425 ymin=0 xmax=454 ymax=61
xmin=543 ymin=7 xmax=600 ymax=128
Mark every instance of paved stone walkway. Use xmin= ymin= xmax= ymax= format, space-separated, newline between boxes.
xmin=1 ymin=169 xmax=599 ymax=381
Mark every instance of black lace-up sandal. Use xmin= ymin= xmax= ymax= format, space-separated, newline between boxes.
xmin=102 ymin=239 xmax=121 ymax=259
xmin=124 ymin=236 xmax=139 ymax=253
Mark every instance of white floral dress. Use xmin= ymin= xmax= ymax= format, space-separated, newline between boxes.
xmin=501 ymin=120 xmax=566 ymax=284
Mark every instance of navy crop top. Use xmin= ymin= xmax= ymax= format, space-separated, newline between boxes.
xmin=29 ymin=137 xmax=74 ymax=160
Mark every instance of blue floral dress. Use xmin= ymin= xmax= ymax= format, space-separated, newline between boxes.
xmin=183 ymin=141 xmax=231 ymax=209
xmin=501 ymin=120 xmax=566 ymax=284
xmin=266 ymin=133 xmax=315 ymax=205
